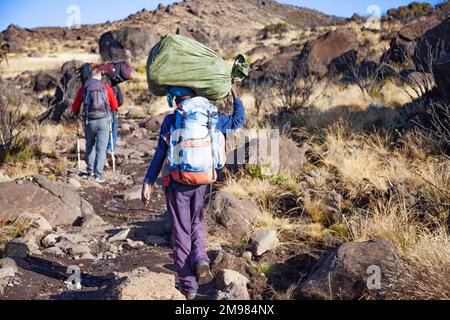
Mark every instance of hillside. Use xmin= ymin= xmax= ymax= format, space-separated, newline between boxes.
xmin=0 ymin=0 xmax=342 ymax=59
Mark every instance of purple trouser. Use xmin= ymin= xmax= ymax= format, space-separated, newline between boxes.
xmin=165 ymin=184 xmax=209 ymax=294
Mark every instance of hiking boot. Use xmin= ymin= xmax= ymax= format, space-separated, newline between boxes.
xmin=95 ymin=177 xmax=106 ymax=184
xmin=184 ymin=291 xmax=197 ymax=300
xmin=196 ymin=261 xmax=213 ymax=286
xmin=81 ymin=172 xmax=95 ymax=179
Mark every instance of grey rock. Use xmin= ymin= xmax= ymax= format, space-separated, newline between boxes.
xmin=81 ymin=253 xmax=96 ymax=260
xmin=5 ymin=237 xmax=39 ymax=258
xmin=0 ymin=257 xmax=18 ymax=273
xmin=43 ymin=246 xmax=64 ymax=256
xmin=108 ymin=229 xmax=131 ymax=242
xmin=216 ymin=269 xmax=250 ymax=290
xmin=249 ymin=229 xmax=279 ymax=257
xmin=125 ymin=239 xmax=145 ymax=249
xmin=0 ymin=267 xmax=16 ymax=279
xmin=296 ymin=240 xmax=399 ymax=300
xmin=207 ymin=191 xmax=263 ymax=240
xmin=41 ymin=234 xmax=60 ymax=248
xmin=0 ymin=175 xmax=99 ymax=227
xmin=242 ymin=251 xmax=253 ymax=262
xmin=216 ymin=282 xmax=251 ymax=300
xmin=60 ymin=233 xmax=87 ymax=244
xmin=69 ymin=244 xmax=91 ymax=256
xmin=68 ymin=178 xmax=81 ymax=189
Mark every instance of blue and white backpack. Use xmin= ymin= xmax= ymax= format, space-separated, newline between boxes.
xmin=165 ymin=97 xmax=226 ymax=185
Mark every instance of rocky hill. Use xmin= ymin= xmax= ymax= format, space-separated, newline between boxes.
xmin=0 ymin=0 xmax=342 ymax=57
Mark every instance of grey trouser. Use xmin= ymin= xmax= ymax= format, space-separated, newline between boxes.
xmin=84 ymin=118 xmax=110 ymax=179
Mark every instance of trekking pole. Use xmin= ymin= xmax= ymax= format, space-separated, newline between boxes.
xmin=109 ymin=120 xmax=116 ymax=173
xmin=76 ymin=118 xmax=81 ymax=174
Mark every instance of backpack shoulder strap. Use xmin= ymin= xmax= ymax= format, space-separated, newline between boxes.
xmin=100 ymin=84 xmax=111 ymax=118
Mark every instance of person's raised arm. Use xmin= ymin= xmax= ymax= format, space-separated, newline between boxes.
xmin=217 ymin=83 xmax=245 ymax=133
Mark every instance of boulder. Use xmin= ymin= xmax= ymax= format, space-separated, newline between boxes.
xmin=433 ymin=53 xmax=450 ymax=102
xmin=49 ymin=60 xmax=83 ymax=121
xmin=68 ymin=178 xmax=81 ymax=190
xmin=249 ymin=229 xmax=279 ymax=257
xmin=206 ymin=190 xmax=262 ymax=240
xmin=414 ymin=18 xmax=450 ymax=72
xmin=106 ymin=268 xmax=185 ymax=300
xmin=248 ymin=52 xmax=297 ymax=83
xmin=296 ymin=240 xmax=399 ymax=300
xmin=5 ymin=237 xmax=39 ymax=258
xmin=210 ymin=250 xmax=267 ymax=298
xmin=0 ymin=175 xmax=101 ymax=227
xmin=33 ymin=70 xmax=59 ymax=92
xmin=175 ymin=26 xmax=209 ymax=45
xmin=43 ymin=246 xmax=64 ymax=256
xmin=139 ymin=114 xmax=166 ymax=132
xmin=298 ymin=29 xmax=358 ymax=77
xmin=41 ymin=234 xmax=60 ymax=248
xmin=0 ymin=257 xmax=18 ymax=279
xmin=108 ymin=229 xmax=131 ymax=242
xmin=1 ymin=24 xmax=28 ymax=53
xmin=0 ymin=266 xmax=16 ymax=279
xmin=216 ymin=282 xmax=251 ymax=300
xmin=69 ymin=244 xmax=91 ymax=257
xmin=278 ymin=138 xmax=310 ymax=177
xmin=99 ymin=27 xmax=158 ymax=61
xmin=382 ymin=17 xmax=440 ymax=64
xmin=216 ymin=269 xmax=250 ymax=290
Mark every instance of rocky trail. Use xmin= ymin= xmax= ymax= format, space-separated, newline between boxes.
xmin=0 ymin=116 xmax=221 ymax=300
xmin=0 ymin=114 xmax=337 ymax=301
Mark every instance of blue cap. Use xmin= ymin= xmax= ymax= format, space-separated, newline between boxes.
xmin=166 ymin=87 xmax=194 ymax=108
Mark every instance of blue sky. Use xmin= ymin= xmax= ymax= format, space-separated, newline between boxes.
xmin=0 ymin=0 xmax=442 ymax=32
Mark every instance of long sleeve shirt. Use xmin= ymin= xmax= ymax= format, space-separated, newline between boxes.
xmin=72 ymin=83 xmax=119 ymax=114
xmin=144 ymin=98 xmax=245 ymax=185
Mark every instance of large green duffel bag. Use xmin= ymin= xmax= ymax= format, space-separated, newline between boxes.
xmin=146 ymin=33 xmax=250 ymax=101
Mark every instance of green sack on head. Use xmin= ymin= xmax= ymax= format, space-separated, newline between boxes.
xmin=146 ymin=34 xmax=251 ymax=101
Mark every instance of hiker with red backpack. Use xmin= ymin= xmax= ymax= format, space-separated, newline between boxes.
xmin=72 ymin=68 xmax=119 ymax=183
xmin=141 ymin=83 xmax=245 ymax=300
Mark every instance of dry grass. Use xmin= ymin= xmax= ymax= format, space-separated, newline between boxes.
xmin=384 ymin=229 xmax=450 ymax=300
xmin=346 ymin=198 xmax=424 ymax=252
xmin=319 ymin=124 xmax=413 ymax=197
xmin=0 ymin=216 xmax=33 ymax=245
xmin=2 ymin=52 xmax=99 ymax=78
xmin=2 ymin=159 xmax=40 ymax=180
xmin=269 ymin=284 xmax=297 ymax=300
xmin=221 ymin=175 xmax=289 ymax=212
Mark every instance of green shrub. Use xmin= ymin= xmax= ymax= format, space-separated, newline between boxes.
xmin=1 ymin=139 xmax=33 ymax=164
